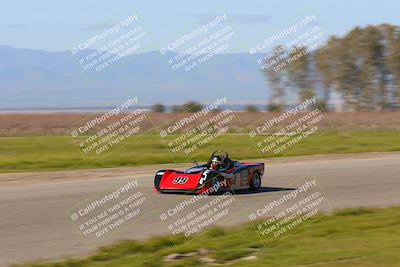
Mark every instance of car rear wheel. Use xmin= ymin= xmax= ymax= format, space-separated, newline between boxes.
xmin=250 ymin=172 xmax=261 ymax=191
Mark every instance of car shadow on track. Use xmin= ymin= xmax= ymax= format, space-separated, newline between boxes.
xmin=227 ymin=186 xmax=296 ymax=195
xmin=160 ymin=187 xmax=296 ymax=196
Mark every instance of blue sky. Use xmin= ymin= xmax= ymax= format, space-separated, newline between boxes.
xmin=1 ymin=0 xmax=399 ymax=53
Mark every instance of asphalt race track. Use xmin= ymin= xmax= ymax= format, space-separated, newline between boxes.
xmin=1 ymin=153 xmax=400 ymax=266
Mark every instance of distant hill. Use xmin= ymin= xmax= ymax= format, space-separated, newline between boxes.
xmin=0 ymin=46 xmax=269 ymax=109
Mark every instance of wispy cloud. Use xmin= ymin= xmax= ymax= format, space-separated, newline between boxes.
xmin=193 ymin=13 xmax=270 ymax=25
xmin=229 ymin=14 xmax=271 ymax=24
xmin=83 ymin=22 xmax=115 ymax=31
xmin=1 ymin=24 xmax=28 ymax=29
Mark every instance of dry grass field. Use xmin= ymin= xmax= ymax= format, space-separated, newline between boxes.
xmin=0 ymin=112 xmax=399 ymax=136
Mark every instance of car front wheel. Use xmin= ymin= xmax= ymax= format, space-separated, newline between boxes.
xmin=250 ymin=172 xmax=261 ymax=191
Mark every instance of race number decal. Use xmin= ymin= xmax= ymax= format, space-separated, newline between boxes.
xmin=173 ymin=177 xmax=189 ymax=184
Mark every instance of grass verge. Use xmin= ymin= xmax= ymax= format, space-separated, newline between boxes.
xmin=15 ymin=206 xmax=400 ymax=267
xmin=1 ymin=131 xmax=399 ymax=173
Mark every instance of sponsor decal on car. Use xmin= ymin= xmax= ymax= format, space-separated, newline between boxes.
xmin=240 ymin=171 xmax=248 ymax=183
xmin=199 ymin=170 xmax=211 ymax=184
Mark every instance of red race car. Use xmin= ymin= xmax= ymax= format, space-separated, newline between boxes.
xmin=154 ymin=151 xmax=264 ymax=194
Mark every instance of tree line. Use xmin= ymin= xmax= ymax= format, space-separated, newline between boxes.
xmin=264 ymin=24 xmax=400 ymax=111
xmin=152 ymin=102 xmax=260 ymax=113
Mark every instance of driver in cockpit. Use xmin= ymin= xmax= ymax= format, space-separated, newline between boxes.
xmin=208 ymin=153 xmax=234 ymax=179
xmin=210 ymin=156 xmax=223 ymax=170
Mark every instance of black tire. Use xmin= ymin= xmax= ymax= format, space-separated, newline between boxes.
xmin=250 ymin=172 xmax=261 ymax=191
